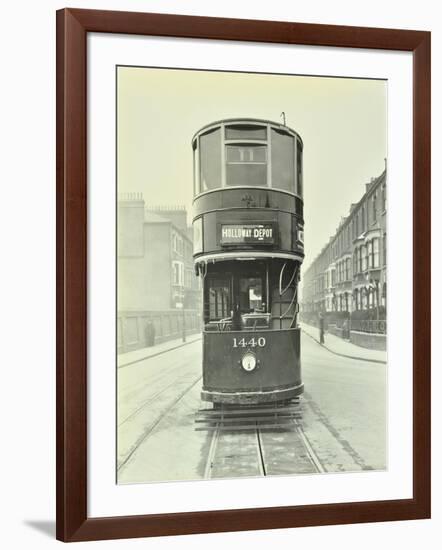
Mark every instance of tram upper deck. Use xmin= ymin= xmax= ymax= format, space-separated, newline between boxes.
xmin=192 ymin=118 xmax=303 ymax=198
xmin=192 ymin=118 xmax=304 ymax=266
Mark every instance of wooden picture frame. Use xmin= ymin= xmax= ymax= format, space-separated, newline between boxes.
xmin=56 ymin=8 xmax=431 ymax=542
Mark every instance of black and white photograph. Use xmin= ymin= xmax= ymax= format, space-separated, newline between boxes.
xmin=116 ymin=66 xmax=387 ymax=484
xmin=1 ymin=0 xmax=437 ymax=547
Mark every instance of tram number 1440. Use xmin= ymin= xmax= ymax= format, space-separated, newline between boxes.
xmin=233 ymin=337 xmax=266 ymax=348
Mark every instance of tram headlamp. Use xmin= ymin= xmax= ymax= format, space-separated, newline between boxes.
xmin=241 ymin=352 xmax=257 ymax=372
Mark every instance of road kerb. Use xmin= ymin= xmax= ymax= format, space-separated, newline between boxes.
xmin=301 ymin=329 xmax=387 ymax=365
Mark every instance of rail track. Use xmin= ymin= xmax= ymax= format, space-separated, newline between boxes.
xmin=200 ymin=402 xmax=326 ymax=479
xmin=117 ymin=374 xmax=202 ymax=473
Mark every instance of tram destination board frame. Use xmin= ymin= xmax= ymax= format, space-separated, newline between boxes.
xmin=56 ymin=8 xmax=431 ymax=542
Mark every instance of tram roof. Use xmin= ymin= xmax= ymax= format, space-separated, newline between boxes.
xmin=191 ymin=118 xmax=303 ymax=145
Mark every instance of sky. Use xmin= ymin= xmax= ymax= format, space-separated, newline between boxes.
xmin=117 ymin=66 xmax=386 ymax=270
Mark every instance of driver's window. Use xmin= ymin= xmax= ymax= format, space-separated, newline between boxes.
xmin=239 ymin=277 xmax=263 ymax=313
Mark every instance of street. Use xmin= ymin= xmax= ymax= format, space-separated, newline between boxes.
xmin=117 ymin=331 xmax=386 ymax=484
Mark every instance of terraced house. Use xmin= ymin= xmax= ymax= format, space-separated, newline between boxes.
xmin=301 ymin=167 xmax=387 ymax=351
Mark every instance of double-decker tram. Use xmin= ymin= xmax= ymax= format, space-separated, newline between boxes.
xmin=192 ymin=118 xmax=305 ymax=406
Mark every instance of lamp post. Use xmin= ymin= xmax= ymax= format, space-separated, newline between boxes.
xmin=181 ymin=287 xmax=186 ymax=343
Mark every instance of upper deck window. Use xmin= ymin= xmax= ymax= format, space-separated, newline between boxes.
xmin=193 ymin=121 xmax=303 ymax=195
xmin=200 ymin=128 xmax=221 ymax=192
xmin=271 ymin=129 xmax=295 ymax=193
xmin=226 ymin=144 xmax=267 ymax=163
xmin=296 ymin=138 xmax=303 ymax=196
xmin=226 ymin=144 xmax=267 ymax=187
xmin=225 ymin=124 xmax=267 ymax=140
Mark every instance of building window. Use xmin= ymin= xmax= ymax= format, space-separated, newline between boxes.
xmin=346 ymin=258 xmax=351 ymax=280
xmin=185 ymin=268 xmax=193 ymax=289
xmin=353 ymin=251 xmax=358 ymax=275
xmin=362 ymin=288 xmax=368 ymax=309
xmin=382 ymin=282 xmax=387 ymax=307
xmin=367 ymin=240 xmax=373 ymax=268
xmin=362 ymin=245 xmax=368 ymax=272
xmin=382 ymin=184 xmax=387 ymax=211
xmin=172 ymin=232 xmax=184 ymax=256
xmin=372 ymin=193 xmax=377 ymax=222
xmin=373 ymin=238 xmax=380 ymax=268
xmin=172 ymin=261 xmax=184 ymax=286
xmin=361 ymin=206 xmax=365 ymax=232
xmin=383 ymin=233 xmax=387 ymax=265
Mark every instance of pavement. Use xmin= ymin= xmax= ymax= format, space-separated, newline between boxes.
xmin=118 ymin=332 xmax=202 ymax=368
xmin=300 ymin=322 xmax=387 ymax=364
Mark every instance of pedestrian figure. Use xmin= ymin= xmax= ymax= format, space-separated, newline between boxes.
xmin=319 ymin=312 xmax=325 ymax=344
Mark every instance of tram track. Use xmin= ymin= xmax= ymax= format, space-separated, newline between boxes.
xmin=119 ymin=372 xmax=194 ymax=427
xmin=117 ymin=374 xmax=202 ymax=473
xmin=204 ymin=415 xmax=325 ymax=479
xmin=118 ymin=340 xmax=202 ymax=409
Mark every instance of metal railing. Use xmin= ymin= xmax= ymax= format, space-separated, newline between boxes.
xmin=350 ymin=319 xmax=387 ymax=334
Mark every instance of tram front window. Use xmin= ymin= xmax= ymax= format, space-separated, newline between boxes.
xmin=239 ymin=277 xmax=263 ymax=313
xmin=238 ymin=277 xmax=270 ymax=330
xmin=205 ymin=271 xmax=270 ymax=331
xmin=226 ymin=144 xmax=267 ymax=187
xmin=207 ymin=278 xmax=231 ymax=321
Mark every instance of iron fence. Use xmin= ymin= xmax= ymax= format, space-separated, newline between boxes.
xmin=350 ymin=319 xmax=387 ymax=334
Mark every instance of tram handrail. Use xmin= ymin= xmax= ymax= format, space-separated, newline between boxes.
xmin=279 ymin=262 xmax=298 ymax=296
xmin=278 ymin=262 xmax=300 ymax=329
xmin=281 ymin=286 xmax=298 ymax=321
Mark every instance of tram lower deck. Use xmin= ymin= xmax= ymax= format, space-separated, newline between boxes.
xmin=200 ymin=258 xmax=303 ymax=405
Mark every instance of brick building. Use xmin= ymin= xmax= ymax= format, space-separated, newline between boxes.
xmin=117 ymin=194 xmax=202 ymax=353
xmin=301 ymin=167 xmax=387 ymax=350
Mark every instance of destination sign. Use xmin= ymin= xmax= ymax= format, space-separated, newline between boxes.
xmin=220 ymin=224 xmax=275 ymax=245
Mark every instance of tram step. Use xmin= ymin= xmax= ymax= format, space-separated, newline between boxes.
xmin=195 ymin=413 xmax=301 ymax=424
xmin=195 ymin=422 xmax=298 ymax=431
xmin=195 ymin=401 xmax=301 ymax=430
xmin=195 ymin=406 xmax=300 ymax=417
